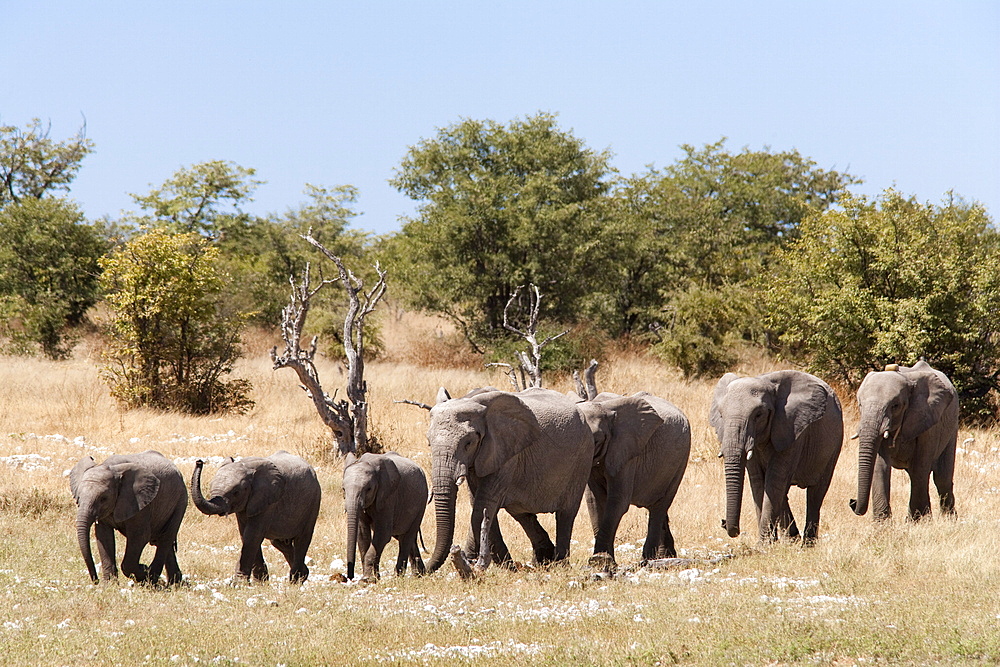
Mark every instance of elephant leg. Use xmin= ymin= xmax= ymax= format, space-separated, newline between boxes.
xmin=657 ymin=513 xmax=676 ymax=559
xmin=642 ymin=503 xmax=667 ymax=561
xmin=747 ymin=464 xmax=766 ymax=528
xmin=289 ymin=524 xmax=315 ymax=583
xmin=365 ymin=531 xmax=391 ymax=580
xmin=271 ymin=538 xmax=307 ymax=582
xmin=593 ymin=482 xmax=632 ymax=562
xmin=120 ymin=537 xmax=150 ymax=583
xmin=872 ymin=451 xmax=893 ymax=520
xmin=585 ymin=473 xmax=608 ymax=541
xmin=162 ymin=540 xmax=183 ymax=586
xmin=238 ymin=525 xmax=269 ymax=581
xmin=906 ymin=466 xmax=933 ymax=521
xmin=933 ymin=443 xmax=957 ymax=516
xmin=802 ymin=473 xmax=835 ymax=546
xmin=553 ymin=505 xmax=581 ymax=563
xmin=759 ymin=473 xmax=791 ymax=543
xmin=94 ymin=523 xmax=118 ymax=581
xmin=409 ymin=535 xmax=426 ymax=576
xmin=510 ymin=512 xmax=555 ymax=565
xmin=779 ymin=504 xmax=800 ymax=541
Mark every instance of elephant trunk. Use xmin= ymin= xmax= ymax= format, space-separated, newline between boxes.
xmin=345 ymin=497 xmax=364 ymax=580
xmin=851 ymin=411 xmax=889 ymax=516
xmin=190 ymin=460 xmax=229 ymax=516
xmin=425 ymin=455 xmax=459 ymax=574
xmin=76 ymin=506 xmax=99 ymax=583
xmin=721 ymin=422 xmax=751 ymax=538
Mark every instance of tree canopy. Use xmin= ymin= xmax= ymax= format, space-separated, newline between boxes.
xmin=387 ymin=112 xmax=613 ymax=350
xmin=0 ymin=118 xmax=94 ymax=208
xmin=764 ymin=190 xmax=1000 ymax=420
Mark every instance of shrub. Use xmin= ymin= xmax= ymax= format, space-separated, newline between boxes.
xmin=99 ymin=229 xmax=254 ymax=414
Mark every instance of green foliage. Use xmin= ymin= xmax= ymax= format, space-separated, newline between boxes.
xmin=0 ymin=197 xmax=107 ymax=358
xmin=127 ymin=160 xmax=262 ymax=238
xmin=387 ymin=112 xmax=612 ymax=349
xmin=765 ymin=190 xmax=1000 ymax=421
xmin=652 ymin=283 xmax=754 ymax=377
xmin=0 ymin=118 xmax=94 ymax=208
xmin=99 ymin=229 xmax=253 ymax=414
xmin=594 ymin=140 xmax=859 ymax=341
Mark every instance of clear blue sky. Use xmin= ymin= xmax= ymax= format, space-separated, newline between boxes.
xmin=4 ymin=2 xmax=998 ymax=234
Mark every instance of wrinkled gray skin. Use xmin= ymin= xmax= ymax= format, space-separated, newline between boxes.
xmin=190 ymin=450 xmax=321 ymax=583
xmin=850 ymin=361 xmax=958 ymax=521
xmin=576 ymin=392 xmax=691 ymax=565
xmin=710 ymin=371 xmax=843 ymax=545
xmin=343 ymin=451 xmax=428 ymax=581
xmin=69 ymin=451 xmax=187 ymax=585
xmin=425 ymin=387 xmax=595 ymax=573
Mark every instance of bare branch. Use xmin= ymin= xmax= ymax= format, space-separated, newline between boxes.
xmin=500 ymin=284 xmax=568 ymax=388
xmin=486 ymin=362 xmax=522 ymax=391
xmin=394 ymin=399 xmax=433 ymax=411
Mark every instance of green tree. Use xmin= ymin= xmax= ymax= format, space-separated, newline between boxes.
xmin=598 ymin=140 xmax=858 ymax=374
xmin=0 ymin=197 xmax=107 ymax=357
xmin=0 ymin=118 xmax=94 ymax=208
xmin=764 ymin=190 xmax=1000 ymax=421
xmin=387 ymin=112 xmax=612 ymax=350
xmin=99 ymin=229 xmax=253 ymax=414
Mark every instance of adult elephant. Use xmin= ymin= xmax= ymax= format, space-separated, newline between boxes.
xmin=190 ymin=451 xmax=321 ymax=583
xmin=69 ymin=451 xmax=187 ymax=585
xmin=424 ymin=387 xmax=594 ymax=573
xmin=710 ymin=370 xmax=843 ymax=544
xmin=850 ymin=361 xmax=959 ymax=521
xmin=576 ymin=392 xmax=690 ymax=568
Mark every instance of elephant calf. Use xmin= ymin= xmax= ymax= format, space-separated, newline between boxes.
xmin=343 ymin=451 xmax=427 ymax=581
xmin=70 ymin=451 xmax=187 ymax=585
xmin=191 ymin=451 xmax=321 ymax=583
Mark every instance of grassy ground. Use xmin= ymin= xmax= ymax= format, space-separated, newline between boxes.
xmin=2 ymin=313 xmax=1000 ymax=665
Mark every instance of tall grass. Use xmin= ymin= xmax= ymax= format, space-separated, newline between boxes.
xmin=1 ymin=313 xmax=999 ymax=665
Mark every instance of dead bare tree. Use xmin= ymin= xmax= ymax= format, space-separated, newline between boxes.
xmin=572 ymin=359 xmax=600 ymax=400
xmin=492 ymin=284 xmax=569 ymax=390
xmin=270 ymin=232 xmax=387 ymax=456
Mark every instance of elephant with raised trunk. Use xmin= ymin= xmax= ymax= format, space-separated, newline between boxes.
xmin=190 ymin=451 xmax=321 ymax=583
xmin=576 ymin=392 xmax=690 ymax=568
xmin=850 ymin=361 xmax=958 ymax=521
xmin=69 ymin=451 xmax=187 ymax=585
xmin=343 ymin=451 xmax=427 ymax=581
xmin=425 ymin=387 xmax=594 ymax=573
xmin=710 ymin=370 xmax=843 ymax=545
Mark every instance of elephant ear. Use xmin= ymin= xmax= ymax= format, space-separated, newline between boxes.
xmin=899 ymin=371 xmax=954 ymax=442
xmin=477 ymin=393 xmax=539 ymax=478
xmin=113 ymin=464 xmax=161 ymax=523
xmin=375 ymin=457 xmax=402 ymax=514
xmin=436 ymin=387 xmax=452 ymax=404
xmin=69 ymin=456 xmax=97 ymax=503
xmin=709 ymin=373 xmax=740 ymax=441
xmin=600 ymin=396 xmax=663 ymax=476
xmin=247 ymin=460 xmax=286 ymax=517
xmin=771 ymin=372 xmax=830 ymax=452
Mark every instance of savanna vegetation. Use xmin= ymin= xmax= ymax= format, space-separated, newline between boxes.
xmin=2 ymin=112 xmax=1000 ymax=664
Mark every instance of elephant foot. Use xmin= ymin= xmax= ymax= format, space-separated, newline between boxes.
xmin=588 ymin=553 xmax=616 ymax=575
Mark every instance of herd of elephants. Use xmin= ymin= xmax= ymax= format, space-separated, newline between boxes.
xmin=68 ymin=360 xmax=959 ymax=586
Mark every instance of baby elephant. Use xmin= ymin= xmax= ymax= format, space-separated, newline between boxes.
xmin=70 ymin=451 xmax=187 ymax=585
xmin=343 ymin=451 xmax=427 ymax=581
xmin=190 ymin=451 xmax=321 ymax=583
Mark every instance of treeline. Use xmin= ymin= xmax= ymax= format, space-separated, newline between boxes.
xmin=2 ymin=114 xmax=998 ymax=420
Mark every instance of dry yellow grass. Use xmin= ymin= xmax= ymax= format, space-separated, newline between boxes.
xmin=2 ymin=312 xmax=1000 ymax=665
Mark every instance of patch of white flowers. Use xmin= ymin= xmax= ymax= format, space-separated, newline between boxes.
xmin=373 ymin=640 xmax=545 ymax=662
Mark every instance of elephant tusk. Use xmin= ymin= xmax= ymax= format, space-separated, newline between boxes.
xmin=456 ymin=475 xmax=466 ymax=487
xmin=746 ymin=449 xmax=753 ymax=460
xmin=883 ymin=430 xmax=890 ymax=440
xmin=717 ymin=452 xmax=723 ymax=459
xmin=850 ymin=433 xmax=859 ymax=440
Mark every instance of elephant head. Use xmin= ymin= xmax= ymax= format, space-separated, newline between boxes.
xmin=851 ymin=362 xmax=956 ymax=516
xmin=342 ymin=452 xmax=401 ymax=580
xmin=190 ymin=457 xmax=285 ymax=518
xmin=709 ymin=371 xmax=829 ymax=538
xmin=69 ymin=456 xmax=161 ymax=583
xmin=423 ymin=389 xmax=542 ymax=573
xmin=577 ymin=394 xmax=663 ymax=472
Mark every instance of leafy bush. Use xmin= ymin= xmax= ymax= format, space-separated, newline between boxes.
xmin=764 ymin=190 xmax=1000 ymax=422
xmin=0 ymin=197 xmax=107 ymax=358
xmin=99 ymin=229 xmax=254 ymax=414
